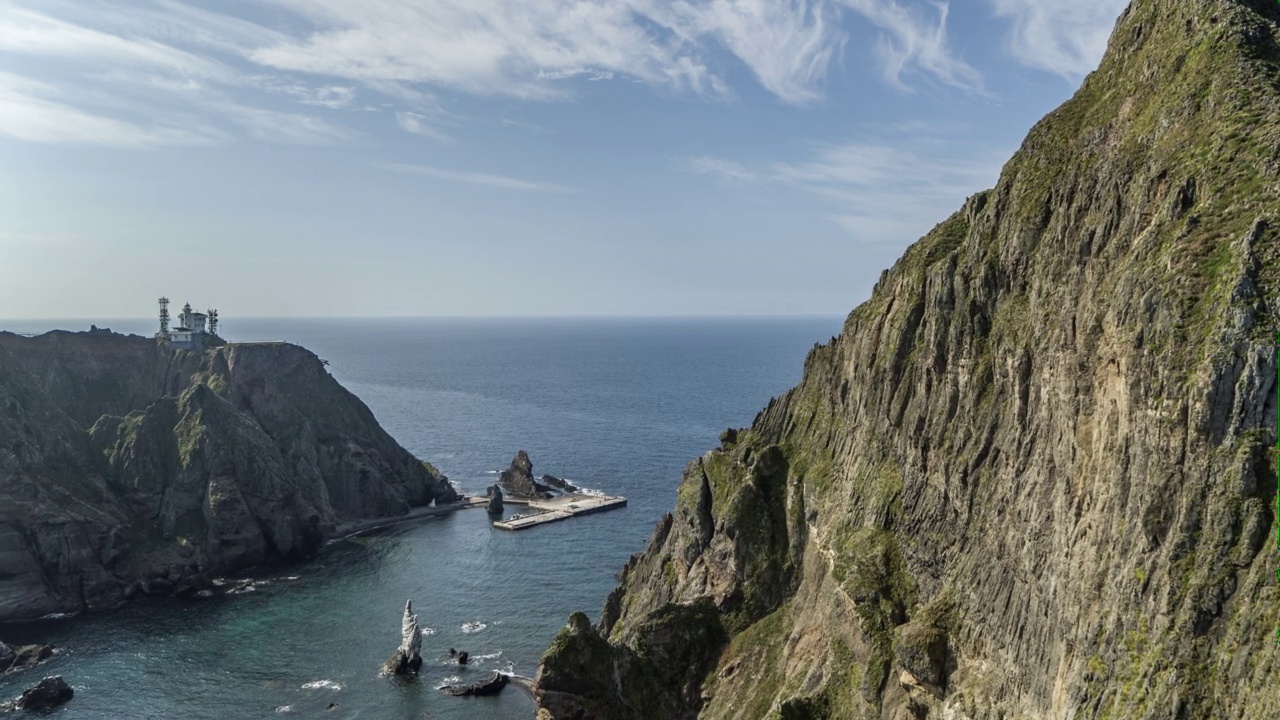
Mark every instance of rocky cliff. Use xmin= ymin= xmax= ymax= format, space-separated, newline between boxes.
xmin=0 ymin=332 xmax=457 ymax=622
xmin=536 ymin=1 xmax=1280 ymax=718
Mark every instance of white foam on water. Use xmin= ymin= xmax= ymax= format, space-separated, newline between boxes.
xmin=461 ymin=621 xmax=487 ymax=634
xmin=470 ymin=651 xmax=502 ymax=663
xmin=274 ymin=706 xmax=294 ymax=714
xmin=38 ymin=612 xmax=77 ymax=620
xmin=420 ymin=627 xmax=437 ymax=636
xmin=301 ymin=680 xmax=342 ymax=691
xmin=436 ymin=675 xmax=461 ymax=689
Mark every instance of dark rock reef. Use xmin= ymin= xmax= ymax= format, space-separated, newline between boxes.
xmin=439 ymin=671 xmax=509 ymax=697
xmin=0 ymin=332 xmax=457 ymax=622
xmin=536 ymin=0 xmax=1280 ymax=718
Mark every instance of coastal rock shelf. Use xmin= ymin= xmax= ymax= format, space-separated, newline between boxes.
xmin=491 ymin=494 xmax=627 ymax=531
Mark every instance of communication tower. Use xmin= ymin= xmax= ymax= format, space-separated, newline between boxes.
xmin=158 ymin=297 xmax=170 ymax=336
xmin=207 ymin=309 xmax=219 ymax=336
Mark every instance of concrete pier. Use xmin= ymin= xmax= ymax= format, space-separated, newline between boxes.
xmin=491 ymin=494 xmax=627 ymax=531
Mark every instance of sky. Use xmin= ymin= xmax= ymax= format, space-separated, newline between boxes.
xmin=0 ymin=0 xmax=1130 ymax=319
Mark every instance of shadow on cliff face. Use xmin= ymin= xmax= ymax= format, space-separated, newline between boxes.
xmin=0 ymin=331 xmax=457 ymax=623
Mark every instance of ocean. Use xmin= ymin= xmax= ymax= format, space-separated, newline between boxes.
xmin=0 ymin=316 xmax=843 ymax=719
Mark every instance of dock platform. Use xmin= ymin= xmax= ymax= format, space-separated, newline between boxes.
xmin=492 ymin=494 xmax=627 ymax=531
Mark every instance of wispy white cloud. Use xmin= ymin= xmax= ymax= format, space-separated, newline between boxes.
xmin=644 ymin=0 xmax=842 ymax=105
xmin=377 ymin=162 xmax=577 ymax=192
xmin=246 ymin=0 xmax=977 ymax=105
xmin=0 ymin=2 xmax=356 ymax=146
xmin=221 ymin=105 xmax=354 ymax=144
xmin=989 ymin=0 xmax=1128 ymax=77
xmin=840 ymin=0 xmax=980 ymax=91
xmin=773 ymin=138 xmax=1004 ymax=243
xmin=254 ymin=78 xmax=363 ymax=109
xmin=0 ymin=4 xmax=230 ymax=80
xmin=682 ymin=130 xmax=1005 ymax=245
xmin=395 ymin=111 xmax=456 ymax=143
xmin=0 ymin=71 xmax=225 ymax=146
xmin=0 ymin=0 xmax=1115 ymax=153
xmin=248 ymin=0 xmax=717 ymax=100
xmin=676 ymin=155 xmax=760 ymax=184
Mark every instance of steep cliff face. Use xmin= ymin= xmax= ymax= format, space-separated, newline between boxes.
xmin=537 ymin=1 xmax=1280 ymax=718
xmin=0 ymin=345 xmax=130 ymax=619
xmin=0 ymin=333 xmax=457 ymax=621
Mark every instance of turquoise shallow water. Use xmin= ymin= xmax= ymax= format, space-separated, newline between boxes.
xmin=0 ymin=316 xmax=842 ymax=719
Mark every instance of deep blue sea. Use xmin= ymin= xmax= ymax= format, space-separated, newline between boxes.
xmin=0 ymin=316 xmax=842 ymax=719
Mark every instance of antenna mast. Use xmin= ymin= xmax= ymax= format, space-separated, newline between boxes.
xmin=158 ymin=297 xmax=170 ymax=335
xmin=208 ymin=308 xmax=219 ymax=336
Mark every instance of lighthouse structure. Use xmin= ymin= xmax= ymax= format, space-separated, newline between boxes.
xmin=157 ymin=298 xmax=219 ymax=351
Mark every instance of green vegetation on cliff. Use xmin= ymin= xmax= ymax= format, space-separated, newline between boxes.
xmin=0 ymin=332 xmax=458 ymax=622
xmin=536 ymin=1 xmax=1280 ymax=719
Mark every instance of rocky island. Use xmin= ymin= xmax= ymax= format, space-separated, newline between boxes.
xmin=497 ymin=450 xmax=554 ymax=499
xmin=0 ymin=329 xmax=458 ymax=624
xmin=534 ymin=0 xmax=1280 ymax=718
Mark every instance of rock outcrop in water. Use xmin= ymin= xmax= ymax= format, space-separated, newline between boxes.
xmin=440 ymin=671 xmax=509 ymax=697
xmin=485 ymin=485 xmax=504 ymax=515
xmin=0 ymin=676 xmax=73 ymax=713
xmin=382 ymin=600 xmax=424 ymax=676
xmin=0 ymin=643 xmax=54 ymax=674
xmin=540 ymin=474 xmax=579 ymax=493
xmin=498 ymin=451 xmax=552 ymax=499
xmin=0 ymin=332 xmax=458 ymax=622
xmin=536 ymin=1 xmax=1280 ymax=718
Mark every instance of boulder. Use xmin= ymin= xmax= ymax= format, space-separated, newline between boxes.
xmin=440 ymin=671 xmax=508 ymax=697
xmin=497 ymin=451 xmax=552 ymax=499
xmin=381 ymin=600 xmax=424 ymax=676
xmin=485 ymin=485 xmax=504 ymax=515
xmin=0 ymin=675 xmax=74 ymax=712
xmin=0 ymin=643 xmax=54 ymax=674
xmin=541 ymin=475 xmax=579 ymax=493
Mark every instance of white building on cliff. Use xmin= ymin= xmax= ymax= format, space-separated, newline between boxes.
xmin=157 ymin=298 xmax=219 ymax=351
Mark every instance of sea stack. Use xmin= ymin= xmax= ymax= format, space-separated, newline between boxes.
xmin=497 ymin=450 xmax=552 ymax=499
xmin=381 ymin=600 xmax=423 ymax=676
xmin=485 ymin=485 xmax=504 ymax=515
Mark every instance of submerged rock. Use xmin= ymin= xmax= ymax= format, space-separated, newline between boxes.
xmin=0 ymin=675 xmax=74 ymax=712
xmin=382 ymin=600 xmax=424 ymax=676
xmin=497 ymin=451 xmax=552 ymax=499
xmin=439 ymin=671 xmax=508 ymax=697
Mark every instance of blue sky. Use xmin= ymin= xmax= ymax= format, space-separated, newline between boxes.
xmin=0 ymin=0 xmax=1128 ymax=318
